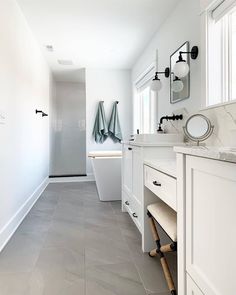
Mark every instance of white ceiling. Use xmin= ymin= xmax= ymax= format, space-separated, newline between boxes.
xmin=17 ymin=0 xmax=178 ymax=76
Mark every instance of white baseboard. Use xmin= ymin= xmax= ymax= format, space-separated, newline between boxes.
xmin=0 ymin=177 xmax=49 ymax=252
xmin=49 ymin=173 xmax=95 ymax=183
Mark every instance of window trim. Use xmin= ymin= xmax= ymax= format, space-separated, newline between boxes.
xmin=201 ymin=0 xmax=236 ymax=109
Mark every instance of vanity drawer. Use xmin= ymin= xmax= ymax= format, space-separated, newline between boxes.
xmin=144 ymin=165 xmax=177 ymax=211
xmin=123 ymin=191 xmax=142 ymax=232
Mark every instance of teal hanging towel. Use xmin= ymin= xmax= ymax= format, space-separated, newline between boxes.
xmin=93 ymin=101 xmax=108 ymax=143
xmin=108 ymin=101 xmax=123 ymax=143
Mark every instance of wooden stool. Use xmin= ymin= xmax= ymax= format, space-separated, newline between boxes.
xmin=147 ymin=201 xmax=177 ymax=295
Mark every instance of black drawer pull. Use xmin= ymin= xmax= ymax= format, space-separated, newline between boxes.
xmin=125 ymin=201 xmax=129 ymax=206
xmin=153 ymin=181 xmax=161 ymax=187
xmin=132 ymin=213 xmax=138 ymax=218
xmin=128 ymin=147 xmax=132 ymax=151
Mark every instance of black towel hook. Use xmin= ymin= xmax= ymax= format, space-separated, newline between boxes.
xmin=35 ymin=109 xmax=43 ymax=114
xmin=35 ymin=109 xmax=48 ymax=117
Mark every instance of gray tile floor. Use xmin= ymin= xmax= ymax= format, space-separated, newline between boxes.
xmin=0 ymin=182 xmax=177 ymax=295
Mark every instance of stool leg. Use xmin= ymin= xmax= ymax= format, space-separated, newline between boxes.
xmin=147 ymin=211 xmax=177 ymax=295
xmin=160 ymin=243 xmax=177 ymax=253
xmin=160 ymin=256 xmax=177 ymax=295
xmin=148 ymin=212 xmax=160 ymax=242
xmin=148 ymin=213 xmax=161 ymax=257
xmin=149 ymin=248 xmax=158 ymax=257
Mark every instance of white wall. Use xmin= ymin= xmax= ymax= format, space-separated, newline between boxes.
xmin=86 ymin=69 xmax=132 ymax=174
xmin=132 ymin=0 xmax=201 ymax=124
xmin=0 ymin=0 xmax=51 ymax=250
xmin=50 ymin=81 xmax=86 ymax=176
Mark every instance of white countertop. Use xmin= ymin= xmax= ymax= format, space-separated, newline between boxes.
xmin=144 ymin=158 xmax=177 ymax=178
xmin=174 ymin=146 xmax=236 ymax=163
xmin=88 ymin=150 xmax=122 ymax=158
xmin=122 ymin=140 xmax=185 ymax=147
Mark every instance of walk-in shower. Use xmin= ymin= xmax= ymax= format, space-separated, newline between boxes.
xmin=50 ymin=69 xmax=86 ymax=177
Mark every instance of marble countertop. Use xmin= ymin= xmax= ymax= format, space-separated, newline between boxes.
xmin=144 ymin=158 xmax=177 ymax=178
xmin=122 ymin=140 xmax=184 ymax=147
xmin=174 ymin=146 xmax=236 ymax=163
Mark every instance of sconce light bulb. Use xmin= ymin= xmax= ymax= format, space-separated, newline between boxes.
xmin=150 ymin=78 xmax=162 ymax=92
xmin=172 ymin=78 xmax=184 ymax=93
xmin=173 ymin=60 xmax=189 ymax=78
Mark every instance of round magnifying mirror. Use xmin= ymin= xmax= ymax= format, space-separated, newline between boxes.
xmin=183 ymin=114 xmax=214 ymax=145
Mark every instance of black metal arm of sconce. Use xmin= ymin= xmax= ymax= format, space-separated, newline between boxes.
xmin=35 ymin=109 xmax=48 ymax=117
xmin=153 ymin=67 xmax=170 ymax=79
xmin=178 ymin=46 xmax=199 ymax=60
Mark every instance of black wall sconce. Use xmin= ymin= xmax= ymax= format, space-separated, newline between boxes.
xmin=150 ymin=67 xmax=170 ymax=92
xmin=35 ymin=109 xmax=48 ymax=117
xmin=173 ymin=46 xmax=199 ymax=78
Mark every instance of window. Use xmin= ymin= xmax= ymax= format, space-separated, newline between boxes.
xmin=136 ymin=85 xmax=156 ymax=134
xmin=133 ymin=64 xmax=157 ymax=134
xmin=207 ymin=0 xmax=236 ymax=106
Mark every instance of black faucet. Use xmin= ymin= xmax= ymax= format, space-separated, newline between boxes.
xmin=157 ymin=114 xmax=183 ymax=133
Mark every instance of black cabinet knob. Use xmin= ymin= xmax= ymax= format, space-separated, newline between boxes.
xmin=125 ymin=201 xmax=129 ymax=206
xmin=132 ymin=213 xmax=138 ymax=218
xmin=128 ymin=147 xmax=132 ymax=151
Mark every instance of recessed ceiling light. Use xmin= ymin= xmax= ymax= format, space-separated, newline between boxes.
xmin=58 ymin=59 xmax=73 ymax=66
xmin=45 ymin=45 xmax=54 ymax=52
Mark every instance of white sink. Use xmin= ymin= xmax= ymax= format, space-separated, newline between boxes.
xmin=133 ymin=133 xmax=184 ymax=144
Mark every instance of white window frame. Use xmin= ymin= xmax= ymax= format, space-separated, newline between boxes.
xmin=201 ymin=0 xmax=236 ymax=108
xmin=137 ymin=86 xmax=155 ymax=134
xmin=133 ymin=63 xmax=157 ymax=134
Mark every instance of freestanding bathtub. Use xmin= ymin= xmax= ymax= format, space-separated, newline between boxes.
xmin=88 ymin=151 xmax=122 ymax=201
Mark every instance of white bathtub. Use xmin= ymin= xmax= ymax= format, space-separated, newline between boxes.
xmin=88 ymin=151 xmax=122 ymax=201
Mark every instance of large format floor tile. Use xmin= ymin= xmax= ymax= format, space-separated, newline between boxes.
xmin=86 ymin=262 xmax=146 ymax=295
xmin=0 ymin=182 xmax=176 ymax=294
xmin=0 ymin=231 xmax=46 ymax=274
xmin=0 ymin=272 xmax=32 ymax=295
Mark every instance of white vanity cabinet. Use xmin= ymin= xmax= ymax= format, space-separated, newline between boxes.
xmin=122 ymin=145 xmax=133 ymax=196
xmin=122 ymin=144 xmax=143 ymax=231
xmin=132 ymin=147 xmax=143 ymax=204
xmin=122 ymin=142 xmax=178 ymax=249
xmin=176 ymin=147 xmax=236 ymax=295
xmin=122 ymin=145 xmax=143 ymax=204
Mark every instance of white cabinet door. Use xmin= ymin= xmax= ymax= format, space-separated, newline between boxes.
xmin=132 ymin=147 xmax=142 ymax=204
xmin=187 ymin=274 xmax=204 ymax=295
xmin=123 ymin=145 xmax=133 ymax=196
xmin=186 ymin=156 xmax=236 ymax=295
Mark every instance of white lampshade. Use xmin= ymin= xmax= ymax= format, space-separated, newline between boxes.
xmin=172 ymin=79 xmax=184 ymax=93
xmin=173 ymin=61 xmax=189 ymax=78
xmin=150 ymin=79 xmax=162 ymax=92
